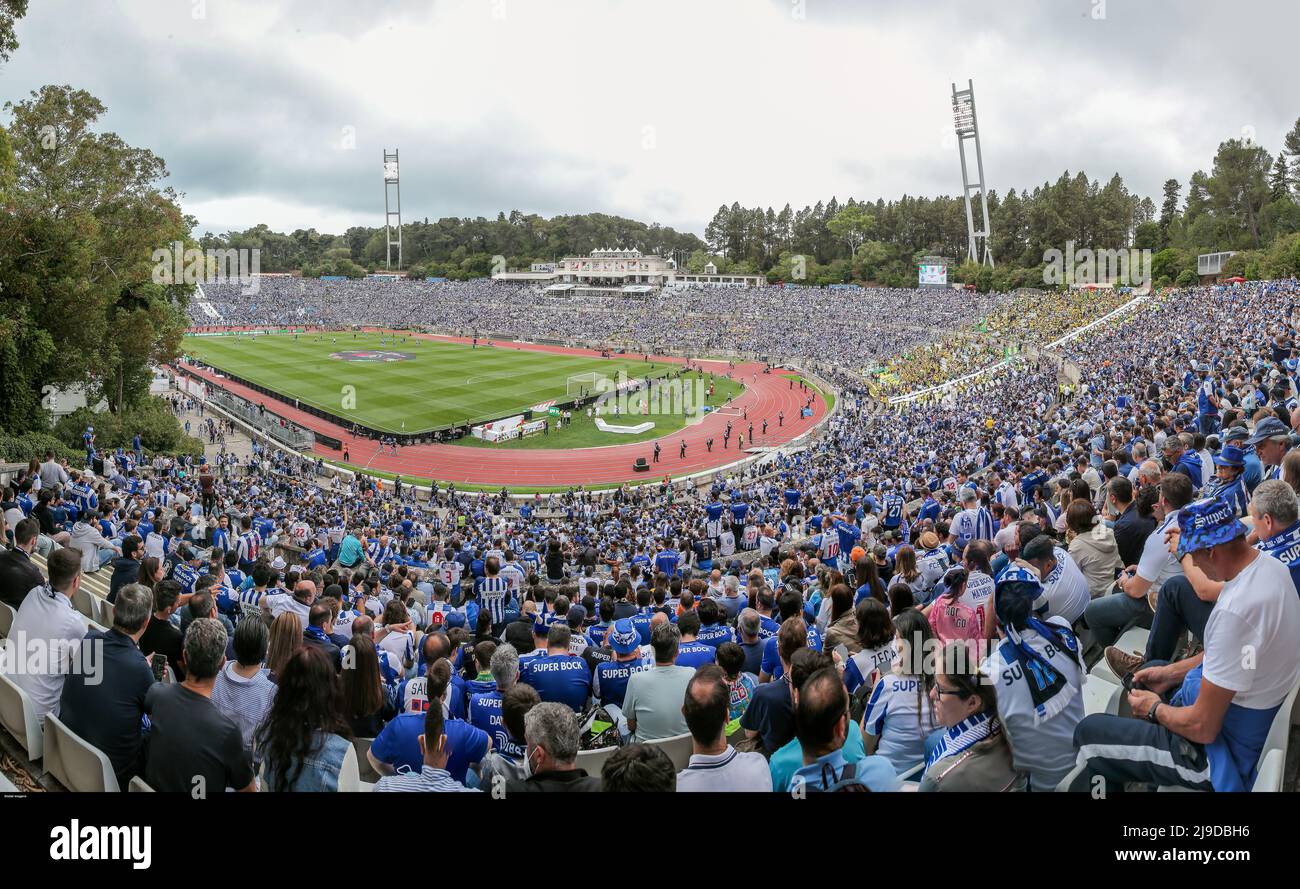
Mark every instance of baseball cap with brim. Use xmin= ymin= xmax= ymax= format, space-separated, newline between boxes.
xmin=1223 ymin=426 xmax=1249 ymax=443
xmin=608 ymin=619 xmax=640 ymax=654
xmin=444 ymin=612 xmax=467 ymax=629
xmin=1246 ymin=417 xmax=1290 ymax=446
xmin=1177 ymin=497 xmax=1248 ymax=559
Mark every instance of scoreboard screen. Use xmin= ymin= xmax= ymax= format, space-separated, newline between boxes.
xmin=918 ymin=263 xmax=948 ymax=287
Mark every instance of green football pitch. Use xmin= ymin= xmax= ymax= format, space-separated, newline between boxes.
xmin=181 ymin=332 xmax=687 ymax=434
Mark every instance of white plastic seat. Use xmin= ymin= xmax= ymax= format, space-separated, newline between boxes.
xmin=1082 ymin=674 xmax=1123 ymax=716
xmin=71 ymin=587 xmax=97 ymax=621
xmin=1251 ymin=749 xmax=1284 ymax=793
xmin=98 ymin=599 xmax=115 ymax=628
xmin=575 ymin=744 xmax=619 ymax=776
xmin=1089 ymin=626 xmax=1150 ymax=685
xmin=0 ymin=772 xmax=18 ymax=792
xmin=645 ymin=732 xmax=694 ymax=771
xmin=0 ymin=672 xmax=43 ymax=759
xmin=128 ymin=776 xmax=155 ymax=792
xmin=0 ymin=600 xmax=16 ymax=638
xmin=43 ymin=712 xmax=120 ymax=792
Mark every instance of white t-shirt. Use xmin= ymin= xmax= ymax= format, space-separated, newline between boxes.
xmin=1202 ymin=552 xmax=1300 ymax=708
xmin=1136 ymin=514 xmax=1181 ymax=591
xmin=960 ymin=571 xmax=995 ymax=622
xmin=1034 ymin=548 xmax=1091 ymax=625
xmin=861 ymin=670 xmax=937 ymax=773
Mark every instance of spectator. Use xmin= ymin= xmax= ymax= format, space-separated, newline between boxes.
xmin=601 ymin=743 xmax=677 ymax=792
xmin=255 ymin=646 xmax=354 ymax=791
xmin=677 ymin=664 xmax=771 ymax=791
xmin=739 ymin=617 xmax=804 ymax=755
xmin=374 ymin=694 xmax=480 ymax=793
xmin=266 ymin=611 xmax=304 ymax=681
xmin=862 ymin=608 xmax=937 ymax=773
xmin=108 ymin=535 xmax=142 ymax=603
xmin=368 ymin=659 xmax=489 ymax=783
xmin=476 ymin=682 xmax=540 ymax=788
xmin=1065 ymin=500 xmax=1122 ymax=600
xmin=1072 ymin=497 xmax=1300 ymax=791
xmin=623 ymin=621 xmax=694 ymax=742
xmin=58 ymin=582 xmax=155 ymax=788
xmin=920 ymin=640 xmax=1024 ymax=792
xmin=981 ymin=566 xmax=1084 ymax=791
xmin=211 ymin=614 xmax=278 ymax=750
xmin=0 ymin=517 xmax=43 ymax=610
xmin=144 ymin=618 xmax=256 ymax=793
xmin=339 ymin=632 xmax=396 ymax=738
xmin=504 ymin=701 xmax=602 ymax=793
xmin=789 ymin=667 xmax=900 ymax=793
xmin=0 ymin=548 xmax=86 ymax=721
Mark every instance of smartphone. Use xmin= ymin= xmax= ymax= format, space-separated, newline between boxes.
xmin=150 ymin=652 xmax=167 ymax=683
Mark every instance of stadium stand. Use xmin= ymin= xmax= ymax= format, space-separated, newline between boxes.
xmin=2 ymin=276 xmax=1299 ymax=793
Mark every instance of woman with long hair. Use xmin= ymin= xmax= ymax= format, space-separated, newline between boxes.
xmin=920 ymin=640 xmax=1024 ymax=792
xmin=841 ymin=598 xmax=898 ymax=695
xmin=925 ymin=566 xmax=984 ymax=660
xmin=138 ymin=556 xmax=165 ymax=589
xmin=266 ymin=611 xmax=303 ymax=681
xmin=892 ymin=545 xmax=924 ymax=598
xmin=861 ymin=608 xmax=937 ymax=773
xmin=255 ymin=646 xmax=354 ymax=792
xmin=853 ymin=557 xmax=887 ymax=608
xmin=1065 ymin=498 xmax=1121 ymax=599
xmin=339 ymin=633 xmax=397 ymax=738
xmin=821 ymin=584 xmax=860 ymax=655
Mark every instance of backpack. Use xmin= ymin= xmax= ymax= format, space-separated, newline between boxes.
xmin=801 ymin=760 xmax=871 ymax=793
xmin=578 ymin=703 xmax=623 ymax=751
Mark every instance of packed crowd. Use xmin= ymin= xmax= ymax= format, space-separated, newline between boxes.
xmin=196 ymin=278 xmax=1017 ymax=374
xmin=2 ymin=277 xmax=1299 ymax=793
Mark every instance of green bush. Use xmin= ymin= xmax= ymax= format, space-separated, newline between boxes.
xmin=1175 ymin=268 xmax=1199 ymax=287
xmin=52 ymin=396 xmax=200 ymax=456
xmin=0 ymin=430 xmax=79 ymax=465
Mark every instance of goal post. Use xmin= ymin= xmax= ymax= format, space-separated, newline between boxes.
xmin=566 ymin=371 xmax=606 ymax=399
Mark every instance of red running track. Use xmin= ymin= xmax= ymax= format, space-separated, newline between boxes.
xmin=181 ymin=332 xmax=828 ymax=487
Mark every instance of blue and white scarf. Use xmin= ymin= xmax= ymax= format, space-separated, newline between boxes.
xmin=926 ymin=711 xmax=999 ymax=769
xmin=1001 ymin=618 xmax=1082 ymax=725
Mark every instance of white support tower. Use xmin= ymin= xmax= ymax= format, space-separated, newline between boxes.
xmin=383 ymin=149 xmax=402 ymax=270
xmin=952 ymin=80 xmax=994 ymax=267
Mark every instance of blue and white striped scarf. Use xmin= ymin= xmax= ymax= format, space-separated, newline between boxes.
xmin=926 ymin=711 xmax=999 ymax=769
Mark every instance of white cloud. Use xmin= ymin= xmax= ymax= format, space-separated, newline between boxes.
xmin=3 ymin=0 xmax=1295 ymax=236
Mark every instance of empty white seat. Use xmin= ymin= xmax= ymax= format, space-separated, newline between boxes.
xmin=1082 ymin=674 xmax=1123 ymax=716
xmin=1251 ymin=749 xmax=1284 ymax=793
xmin=575 ymin=744 xmax=619 ymax=776
xmin=43 ymin=712 xmax=120 ymax=792
xmin=128 ymin=776 xmax=155 ymax=792
xmin=0 ymin=600 xmax=16 ymax=638
xmin=645 ymin=732 xmax=694 ymax=771
xmin=0 ymin=672 xmax=43 ymax=760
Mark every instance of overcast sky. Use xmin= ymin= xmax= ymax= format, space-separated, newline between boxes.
xmin=3 ymin=0 xmax=1296 ymax=237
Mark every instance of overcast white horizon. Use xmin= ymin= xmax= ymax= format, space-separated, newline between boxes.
xmin=4 ymin=0 xmax=1296 ymax=238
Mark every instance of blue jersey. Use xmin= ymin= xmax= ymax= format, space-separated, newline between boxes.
xmin=468 ymin=690 xmax=525 ymax=761
xmin=370 ymin=713 xmax=487 ymax=784
xmin=519 ymin=653 xmax=592 ymax=712
xmin=654 ymin=550 xmax=680 ymax=577
xmin=592 ymin=658 xmax=650 ymax=708
xmin=1205 ymin=476 xmax=1249 ymax=519
xmin=881 ymin=494 xmax=904 ymax=529
xmin=695 ymin=623 xmax=735 ymax=648
xmin=783 ymin=488 xmax=801 ymax=508
xmin=761 ymin=623 xmax=823 ymax=679
xmin=1256 ymin=519 xmax=1300 ymax=595
xmin=834 ymin=521 xmax=861 ymax=560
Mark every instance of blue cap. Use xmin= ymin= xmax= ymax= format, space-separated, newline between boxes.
xmin=1247 ymin=417 xmax=1290 ymax=446
xmin=1177 ymin=497 xmax=1248 ymax=558
xmin=443 ymin=612 xmax=467 ymax=629
xmin=608 ymin=619 xmax=640 ymax=655
xmin=1212 ymin=445 xmax=1245 ymax=468
xmin=994 ymin=564 xmax=1042 ymax=595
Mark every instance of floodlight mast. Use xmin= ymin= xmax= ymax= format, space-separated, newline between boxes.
xmin=952 ymin=80 xmax=994 ymax=268
xmin=384 ymin=149 xmax=402 ymax=270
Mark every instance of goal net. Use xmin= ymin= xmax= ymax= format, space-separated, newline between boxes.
xmin=566 ymin=371 xmax=606 ymax=399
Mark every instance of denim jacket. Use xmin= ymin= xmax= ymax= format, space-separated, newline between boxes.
xmin=262 ymin=731 xmax=351 ymax=792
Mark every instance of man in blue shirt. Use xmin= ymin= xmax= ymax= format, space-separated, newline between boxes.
xmin=592 ymin=619 xmax=650 ymax=710
xmin=518 ymin=623 xmax=592 ymax=712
